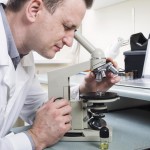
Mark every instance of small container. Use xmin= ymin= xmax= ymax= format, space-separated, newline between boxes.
xmin=99 ymin=126 xmax=109 ymax=150
xmin=132 ymin=70 xmax=138 ymax=79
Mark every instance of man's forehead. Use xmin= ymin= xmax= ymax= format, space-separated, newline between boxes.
xmin=56 ymin=0 xmax=86 ymax=23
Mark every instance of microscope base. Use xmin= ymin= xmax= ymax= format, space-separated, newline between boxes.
xmin=61 ymin=129 xmax=100 ymax=141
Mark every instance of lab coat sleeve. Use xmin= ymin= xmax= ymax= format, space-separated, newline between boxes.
xmin=0 ymin=132 xmax=32 ymax=150
xmin=0 ymin=85 xmax=80 ymax=150
xmin=19 ymin=74 xmax=48 ymax=125
xmin=70 ymin=85 xmax=80 ymax=100
xmin=20 ymin=73 xmax=80 ymax=124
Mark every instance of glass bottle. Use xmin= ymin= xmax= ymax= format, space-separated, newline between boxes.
xmin=99 ymin=126 xmax=109 ymax=150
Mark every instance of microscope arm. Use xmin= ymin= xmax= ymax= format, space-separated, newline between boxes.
xmin=74 ymin=32 xmax=118 ymax=82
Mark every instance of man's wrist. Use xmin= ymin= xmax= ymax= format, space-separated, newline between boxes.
xmin=28 ymin=129 xmax=46 ymax=150
xmin=23 ymin=131 xmax=35 ymax=150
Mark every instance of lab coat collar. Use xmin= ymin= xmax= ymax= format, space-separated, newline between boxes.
xmin=0 ymin=10 xmax=9 ymax=65
xmin=21 ymin=52 xmax=35 ymax=67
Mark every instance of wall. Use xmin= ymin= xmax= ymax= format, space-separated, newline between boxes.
xmin=81 ymin=0 xmax=150 ymax=69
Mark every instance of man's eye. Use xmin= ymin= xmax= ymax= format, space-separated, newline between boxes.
xmin=64 ymin=25 xmax=70 ymax=30
xmin=63 ymin=25 xmax=77 ymax=32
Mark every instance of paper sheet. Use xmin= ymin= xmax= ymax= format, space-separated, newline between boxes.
xmin=142 ymin=38 xmax=150 ymax=77
xmin=117 ymin=78 xmax=150 ymax=89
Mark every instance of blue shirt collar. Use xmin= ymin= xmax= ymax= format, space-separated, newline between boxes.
xmin=0 ymin=4 xmax=20 ymax=68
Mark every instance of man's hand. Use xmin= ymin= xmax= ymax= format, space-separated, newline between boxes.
xmin=28 ymin=98 xmax=72 ymax=150
xmin=79 ymin=58 xmax=121 ymax=94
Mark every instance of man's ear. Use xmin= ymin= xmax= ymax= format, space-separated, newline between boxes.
xmin=25 ymin=0 xmax=43 ymax=22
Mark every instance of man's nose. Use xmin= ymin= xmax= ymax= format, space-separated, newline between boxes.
xmin=63 ymin=31 xmax=75 ymax=47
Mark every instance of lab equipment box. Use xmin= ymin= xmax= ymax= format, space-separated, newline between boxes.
xmin=124 ymin=50 xmax=146 ymax=78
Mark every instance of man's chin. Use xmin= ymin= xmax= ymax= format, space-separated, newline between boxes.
xmin=41 ymin=53 xmax=55 ymax=59
xmin=45 ymin=56 xmax=54 ymax=59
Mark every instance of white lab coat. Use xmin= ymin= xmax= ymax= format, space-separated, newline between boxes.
xmin=0 ymin=8 xmax=48 ymax=150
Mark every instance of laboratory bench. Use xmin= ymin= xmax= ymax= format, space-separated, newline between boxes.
xmin=44 ymin=109 xmax=150 ymax=150
xmin=12 ymin=108 xmax=150 ymax=150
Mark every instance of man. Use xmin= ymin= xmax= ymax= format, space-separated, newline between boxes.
xmin=0 ymin=0 xmax=120 ymax=149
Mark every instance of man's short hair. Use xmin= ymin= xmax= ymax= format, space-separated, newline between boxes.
xmin=6 ymin=0 xmax=93 ymax=13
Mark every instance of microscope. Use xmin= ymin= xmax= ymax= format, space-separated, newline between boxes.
xmin=47 ymin=32 xmax=119 ymax=141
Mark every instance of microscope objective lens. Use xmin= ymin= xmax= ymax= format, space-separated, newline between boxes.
xmin=96 ymin=90 xmax=102 ymax=96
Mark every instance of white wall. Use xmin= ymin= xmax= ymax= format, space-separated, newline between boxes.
xmin=81 ymin=0 xmax=150 ymax=69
